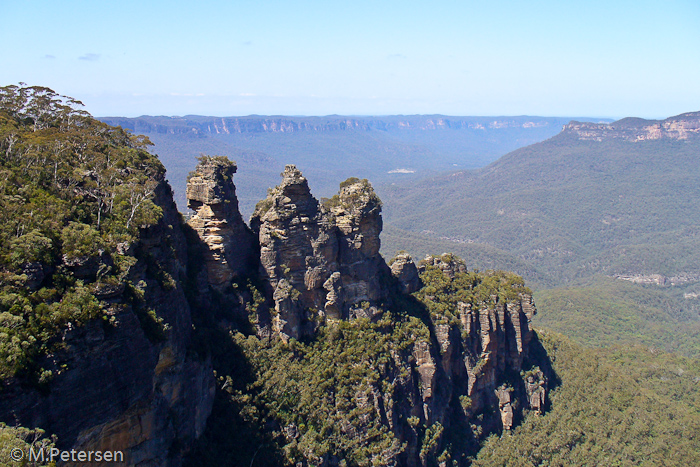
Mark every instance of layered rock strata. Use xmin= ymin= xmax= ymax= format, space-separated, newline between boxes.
xmin=186 ymin=156 xmax=256 ymax=287
xmin=332 ymin=177 xmax=386 ymax=307
xmin=416 ymin=254 xmax=545 ymax=437
xmin=565 ymin=111 xmax=700 ymax=142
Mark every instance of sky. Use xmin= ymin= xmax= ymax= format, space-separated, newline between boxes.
xmin=2 ymin=0 xmax=699 ymax=119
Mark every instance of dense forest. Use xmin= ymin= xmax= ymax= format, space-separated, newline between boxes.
xmin=473 ymin=331 xmax=700 ymax=466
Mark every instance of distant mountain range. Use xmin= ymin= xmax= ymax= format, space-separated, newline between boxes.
xmin=380 ymin=111 xmax=700 ymax=355
xmin=381 ymin=111 xmax=700 ymax=282
xmin=99 ymin=114 xmax=610 ymax=216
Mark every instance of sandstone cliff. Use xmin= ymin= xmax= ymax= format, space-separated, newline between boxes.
xmin=411 ymin=254 xmax=545 ymax=441
xmin=0 ymin=179 xmax=215 ymax=467
xmin=186 ymin=156 xmax=256 ymax=287
xmin=100 ymin=115 xmax=567 ymax=137
xmin=183 ymin=162 xmax=548 ymax=465
xmin=564 ymin=111 xmax=700 ymax=142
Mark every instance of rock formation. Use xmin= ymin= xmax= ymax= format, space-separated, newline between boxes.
xmin=186 ymin=164 xmax=547 ymax=450
xmin=419 ymin=253 xmax=467 ymax=278
xmin=390 ymin=252 xmax=422 ymax=294
xmin=249 ymin=166 xmax=392 ymax=340
xmin=416 ymin=254 xmax=545 ymax=436
xmin=186 ymin=156 xmax=256 ymax=287
xmin=330 ymin=177 xmax=386 ymax=307
xmin=249 ymin=165 xmax=338 ymax=338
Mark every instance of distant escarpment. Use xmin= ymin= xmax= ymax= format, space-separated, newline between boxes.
xmin=564 ymin=111 xmax=700 ymax=141
xmin=101 ymin=115 xmax=569 ymax=137
xmin=184 ymin=160 xmax=550 ymax=466
xmin=99 ymin=114 xmax=611 ymax=218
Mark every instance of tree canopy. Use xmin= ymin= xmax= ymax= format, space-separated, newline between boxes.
xmin=0 ymin=84 xmax=165 ymax=381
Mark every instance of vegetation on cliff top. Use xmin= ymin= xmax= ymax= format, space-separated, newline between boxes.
xmin=415 ymin=256 xmax=531 ymax=325
xmin=0 ymin=85 xmax=165 ymax=381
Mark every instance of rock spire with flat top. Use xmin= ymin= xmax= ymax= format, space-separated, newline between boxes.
xmin=186 ymin=155 xmax=256 ymax=287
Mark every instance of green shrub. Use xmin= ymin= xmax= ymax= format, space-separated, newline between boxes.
xmin=60 ymin=222 xmax=104 ymax=262
xmin=8 ymin=230 xmax=53 ymax=269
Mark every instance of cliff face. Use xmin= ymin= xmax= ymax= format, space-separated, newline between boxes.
xmin=0 ymin=180 xmax=215 ymax=466
xmin=414 ymin=255 xmax=544 ymax=439
xmin=331 ymin=177 xmax=386 ymax=310
xmin=1 ymin=86 xmax=550 ymax=467
xmin=0 ymin=155 xmax=546 ymax=467
xmin=564 ymin=111 xmax=700 ymax=142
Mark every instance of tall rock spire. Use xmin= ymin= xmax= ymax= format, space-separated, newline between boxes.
xmin=250 ymin=165 xmax=338 ymax=339
xmin=186 ymin=156 xmax=256 ymax=287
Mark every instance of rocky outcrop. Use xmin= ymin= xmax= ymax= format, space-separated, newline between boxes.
xmin=419 ymin=253 xmax=467 ymax=278
xmin=414 ymin=254 xmax=545 ymax=439
xmin=186 ymin=156 xmax=256 ymax=287
xmin=0 ymin=180 xmax=215 ymax=467
xmin=390 ymin=252 xmax=421 ymax=294
xmin=525 ymin=368 xmax=547 ymax=415
xmin=249 ymin=165 xmax=338 ymax=338
xmin=249 ymin=167 xmax=391 ymax=340
xmin=331 ymin=178 xmax=386 ymax=306
xmin=564 ymin=111 xmax=700 ymax=142
xmin=188 ymin=162 xmax=547 ymax=444
xmin=49 ymin=159 xmax=547 ymax=466
xmin=456 ymin=293 xmax=540 ymax=417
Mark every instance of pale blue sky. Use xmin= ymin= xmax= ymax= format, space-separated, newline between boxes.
xmin=2 ymin=0 xmax=699 ymax=118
